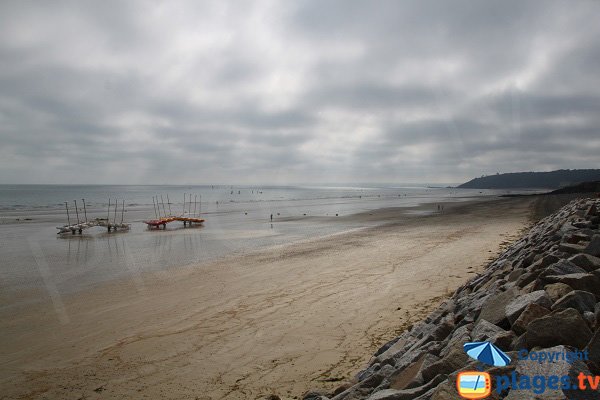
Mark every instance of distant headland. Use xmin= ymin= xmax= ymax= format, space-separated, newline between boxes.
xmin=458 ymin=169 xmax=600 ymax=189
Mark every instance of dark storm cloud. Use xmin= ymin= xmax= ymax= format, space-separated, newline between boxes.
xmin=0 ymin=0 xmax=598 ymax=184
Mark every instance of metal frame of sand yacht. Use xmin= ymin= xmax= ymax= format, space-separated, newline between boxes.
xmin=57 ymin=198 xmax=131 ymax=234
xmin=143 ymin=193 xmax=204 ymax=229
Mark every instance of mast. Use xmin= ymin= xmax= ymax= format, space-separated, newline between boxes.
xmin=65 ymin=202 xmax=71 ymax=225
xmin=182 ymin=193 xmax=186 ymax=216
xmin=74 ymin=199 xmax=80 ymax=224
xmin=120 ymin=200 xmax=125 ymax=224
xmin=167 ymin=194 xmax=172 ymax=216
xmin=107 ymin=198 xmax=111 ymax=221
xmin=193 ymin=195 xmax=197 ymax=217
xmin=113 ymin=199 xmax=118 ymax=224
xmin=160 ymin=195 xmax=166 ymax=217
xmin=82 ymin=198 xmax=88 ymax=222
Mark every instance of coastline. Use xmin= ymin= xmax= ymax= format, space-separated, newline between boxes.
xmin=331 ymin=196 xmax=600 ymax=399
xmin=0 ymin=196 xmax=535 ymax=399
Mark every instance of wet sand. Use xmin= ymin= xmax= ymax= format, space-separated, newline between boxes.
xmin=0 ymin=197 xmax=535 ymax=399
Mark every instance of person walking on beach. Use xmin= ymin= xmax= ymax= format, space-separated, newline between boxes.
xmin=270 ymin=213 xmax=273 ymax=222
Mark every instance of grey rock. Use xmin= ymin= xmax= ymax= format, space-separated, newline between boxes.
xmin=454 ymin=291 xmax=489 ymax=320
xmin=358 ymin=363 xmax=381 ymax=382
xmin=585 ymin=235 xmax=600 ymax=257
xmin=544 ymin=273 xmax=600 ymax=296
xmin=521 ymin=279 xmax=541 ymax=293
xmin=421 ymin=346 xmax=467 ymax=382
xmin=473 ymin=277 xmax=503 ymax=296
xmin=521 ymin=253 xmax=537 ymax=264
xmin=439 ymin=324 xmax=471 ymax=358
xmin=471 ymin=319 xmax=505 ymax=341
xmin=331 ymin=383 xmax=353 ymax=397
xmin=558 ymin=222 xmax=577 ymax=237
xmin=377 ymin=364 xmax=397 ymax=379
xmin=586 ymin=329 xmax=600 ymax=365
xmin=528 ymin=254 xmax=560 ymax=272
xmin=511 ymin=303 xmax=550 ymax=335
xmin=422 ymin=304 xmax=453 ymax=326
xmin=542 ymin=259 xmax=587 ymax=277
xmin=375 ymin=335 xmax=412 ymax=364
xmin=389 ymin=353 xmax=439 ymax=390
xmin=428 ymin=379 xmax=460 ymax=400
xmin=492 ymin=330 xmax=517 ymax=351
xmin=505 ymin=290 xmax=552 ymax=324
xmin=559 ymin=242 xmax=587 ymax=254
xmin=551 ymin=290 xmax=596 ymax=314
xmin=413 ymin=387 xmax=437 ymax=400
xmin=564 ymin=232 xmax=591 ymax=244
xmin=478 ymin=287 xmax=519 ymax=327
xmin=367 ymin=390 xmax=401 ymax=400
xmin=583 ymin=311 xmax=596 ymax=330
xmin=526 ymin=308 xmax=593 ymax=349
xmin=511 ymin=333 xmax=527 ymax=351
xmin=425 ymin=314 xmax=455 ymax=343
xmin=303 ymin=391 xmax=330 ymax=400
xmin=386 ymin=340 xmax=442 ymax=373
xmin=374 ymin=336 xmax=402 ymax=357
xmin=573 ymin=220 xmax=593 ymax=229
xmin=516 ymin=271 xmax=538 ymax=288
xmin=367 ymin=374 xmax=445 ymax=400
xmin=545 ymin=282 xmax=574 ymax=302
xmin=569 ymin=254 xmax=600 ymax=272
xmin=331 ymin=386 xmax=372 ymax=400
xmin=507 ymin=269 xmax=523 ymax=282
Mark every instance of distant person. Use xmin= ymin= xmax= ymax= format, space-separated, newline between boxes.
xmin=270 ymin=214 xmax=273 ymax=221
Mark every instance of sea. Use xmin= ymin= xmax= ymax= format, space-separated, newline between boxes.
xmin=0 ymin=184 xmax=526 ymax=307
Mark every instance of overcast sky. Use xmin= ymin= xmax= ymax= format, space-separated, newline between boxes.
xmin=1 ymin=1 xmax=599 ymax=185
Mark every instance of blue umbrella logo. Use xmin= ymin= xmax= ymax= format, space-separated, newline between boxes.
xmin=463 ymin=341 xmax=511 ymax=367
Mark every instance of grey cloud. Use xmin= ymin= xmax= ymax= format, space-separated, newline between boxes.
xmin=305 ymin=82 xmax=457 ymax=111
xmin=0 ymin=1 xmax=599 ymax=184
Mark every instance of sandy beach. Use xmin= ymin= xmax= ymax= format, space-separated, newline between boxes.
xmin=0 ymin=196 xmax=535 ymax=399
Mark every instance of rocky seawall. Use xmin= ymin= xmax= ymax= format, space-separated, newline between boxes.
xmin=303 ymin=197 xmax=600 ymax=400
